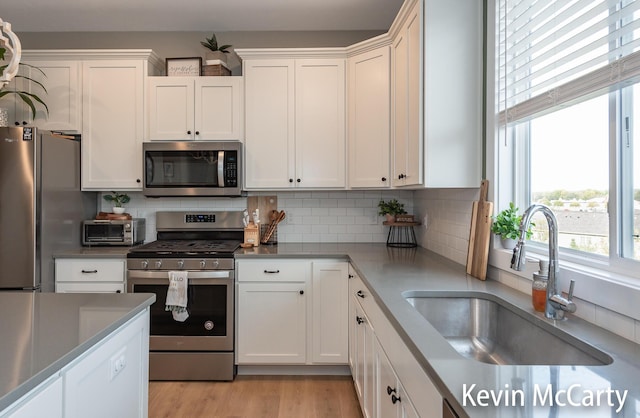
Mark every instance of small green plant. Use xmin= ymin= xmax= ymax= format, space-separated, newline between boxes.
xmin=0 ymin=47 xmax=49 ymax=119
xmin=200 ymin=33 xmax=232 ymax=54
xmin=103 ymin=191 xmax=130 ymax=208
xmin=491 ymin=202 xmax=533 ymax=240
xmin=377 ymin=199 xmax=407 ymax=216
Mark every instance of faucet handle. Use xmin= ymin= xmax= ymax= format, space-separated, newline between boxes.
xmin=567 ymin=280 xmax=575 ymax=301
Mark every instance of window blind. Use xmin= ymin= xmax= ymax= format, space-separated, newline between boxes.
xmin=498 ymin=0 xmax=640 ymax=125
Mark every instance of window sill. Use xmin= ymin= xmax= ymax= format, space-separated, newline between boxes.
xmin=489 ymin=247 xmax=640 ymax=322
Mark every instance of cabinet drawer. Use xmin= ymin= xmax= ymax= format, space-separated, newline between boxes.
xmin=55 ymin=259 xmax=125 ymax=283
xmin=236 ymin=260 xmax=310 ymax=282
xmin=56 ymin=282 xmax=125 ymax=294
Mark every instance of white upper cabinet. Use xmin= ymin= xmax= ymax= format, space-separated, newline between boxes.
xmin=347 ymin=44 xmax=391 ymax=188
xmin=80 ymin=50 xmax=163 ymax=191
xmin=3 ymin=54 xmax=81 ymax=132
xmin=239 ymin=51 xmax=346 ymax=189
xmin=147 ymin=76 xmax=243 ymax=141
xmin=242 ymin=59 xmax=294 ymax=188
xmin=391 ymin=1 xmax=422 ymax=187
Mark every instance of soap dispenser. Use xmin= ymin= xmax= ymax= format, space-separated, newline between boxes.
xmin=532 ymin=260 xmax=549 ymax=312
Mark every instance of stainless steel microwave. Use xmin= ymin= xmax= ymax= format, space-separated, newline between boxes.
xmin=143 ymin=141 xmax=242 ymax=197
xmin=83 ymin=219 xmax=146 ymax=246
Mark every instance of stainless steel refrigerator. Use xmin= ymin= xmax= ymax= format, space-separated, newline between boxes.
xmin=0 ymin=127 xmax=96 ymax=292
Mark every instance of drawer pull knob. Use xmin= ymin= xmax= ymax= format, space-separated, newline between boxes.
xmin=391 ymin=394 xmax=401 ymax=404
xmin=263 ymin=269 xmax=280 ymax=274
xmin=299 ymin=290 xmax=304 ymax=295
xmin=387 ymin=386 xmax=396 ymax=395
xmin=356 ymin=290 xmax=365 ymax=298
xmin=81 ymin=269 xmax=98 ymax=274
xmin=356 ymin=316 xmax=364 ymax=324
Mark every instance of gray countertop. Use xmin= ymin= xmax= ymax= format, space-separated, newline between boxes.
xmin=53 ymin=247 xmax=133 ymax=258
xmin=0 ymin=292 xmax=155 ymax=411
xmin=237 ymin=243 xmax=640 ymax=417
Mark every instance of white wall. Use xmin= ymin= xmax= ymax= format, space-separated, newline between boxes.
xmin=100 ymin=190 xmax=413 ymax=244
xmin=16 ymin=30 xmax=384 ymax=75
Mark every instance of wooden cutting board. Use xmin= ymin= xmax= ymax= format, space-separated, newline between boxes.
xmin=466 ymin=180 xmax=493 ymax=280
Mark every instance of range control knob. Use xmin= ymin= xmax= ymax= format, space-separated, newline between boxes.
xmin=200 ymin=260 xmax=207 ymax=269
xmin=155 ymin=260 xmax=162 ymax=269
xmin=177 ymin=260 xmax=185 ymax=269
xmin=141 ymin=260 xmax=149 ymax=269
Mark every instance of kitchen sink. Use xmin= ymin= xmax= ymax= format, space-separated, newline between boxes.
xmin=405 ymin=293 xmax=613 ymax=366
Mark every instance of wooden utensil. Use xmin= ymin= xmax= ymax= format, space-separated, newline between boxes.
xmin=261 ymin=210 xmax=286 ymax=244
xmin=466 ymin=180 xmax=493 ymax=280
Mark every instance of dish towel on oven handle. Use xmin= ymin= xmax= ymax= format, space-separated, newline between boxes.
xmin=165 ymin=271 xmax=189 ymax=322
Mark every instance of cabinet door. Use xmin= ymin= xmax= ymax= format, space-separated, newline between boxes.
xmin=295 ymin=59 xmax=346 ymax=188
xmin=1 ymin=375 xmax=63 ymax=418
xmin=64 ymin=310 xmax=149 ymax=418
xmin=352 ymin=300 xmax=376 ymax=418
xmin=82 ymin=60 xmax=145 ymax=190
xmin=392 ymin=2 xmax=422 ymax=187
xmin=4 ymin=61 xmax=81 ymax=132
xmin=376 ymin=339 xmax=401 ymax=418
xmin=244 ymin=60 xmax=295 ymax=188
xmin=147 ymin=77 xmax=194 ymax=140
xmin=195 ymin=77 xmax=243 ymax=140
xmin=311 ymin=261 xmax=348 ymax=364
xmin=348 ymin=47 xmax=391 ymax=188
xmin=237 ymin=282 xmax=307 ymax=364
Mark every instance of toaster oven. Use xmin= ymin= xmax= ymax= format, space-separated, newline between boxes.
xmin=82 ymin=219 xmax=146 ymax=246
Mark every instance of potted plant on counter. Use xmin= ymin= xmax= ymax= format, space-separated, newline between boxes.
xmin=103 ymin=191 xmax=130 ymax=214
xmin=378 ymin=199 xmax=407 ymax=223
xmin=491 ymin=202 xmax=533 ymax=249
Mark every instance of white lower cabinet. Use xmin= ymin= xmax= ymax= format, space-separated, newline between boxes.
xmin=55 ymin=258 xmax=126 ymax=294
xmin=1 ymin=375 xmax=63 ymax=418
xmin=236 ymin=259 xmax=348 ymax=365
xmin=1 ymin=310 xmax=149 ymax=418
xmin=349 ymin=265 xmax=442 ymax=418
xmin=237 ymin=281 xmax=307 ymax=364
xmin=63 ymin=311 xmax=149 ymax=418
xmin=311 ymin=261 xmax=349 ymax=363
xmin=376 ymin=339 xmax=419 ymax=418
xmin=350 ymin=295 xmax=376 ymax=418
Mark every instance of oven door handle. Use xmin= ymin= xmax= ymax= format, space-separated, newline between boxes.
xmin=127 ymin=270 xmax=232 ymax=280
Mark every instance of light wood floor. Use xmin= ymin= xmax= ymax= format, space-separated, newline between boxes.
xmin=148 ymin=375 xmax=364 ymax=418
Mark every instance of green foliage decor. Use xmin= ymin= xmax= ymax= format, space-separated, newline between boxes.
xmin=200 ymin=33 xmax=232 ymax=53
xmin=377 ymin=199 xmax=407 ymax=216
xmin=103 ymin=191 xmax=130 ymax=208
xmin=491 ymin=202 xmax=533 ymax=240
xmin=0 ymin=47 xmax=49 ymax=119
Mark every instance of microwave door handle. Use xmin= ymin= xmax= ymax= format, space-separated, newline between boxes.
xmin=146 ymin=154 xmax=154 ymax=183
xmin=218 ymin=150 xmax=225 ymax=187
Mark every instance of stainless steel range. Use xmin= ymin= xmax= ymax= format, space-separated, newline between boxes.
xmin=127 ymin=211 xmax=243 ymax=381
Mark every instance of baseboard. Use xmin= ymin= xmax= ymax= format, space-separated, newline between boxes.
xmin=237 ymin=364 xmax=351 ymax=376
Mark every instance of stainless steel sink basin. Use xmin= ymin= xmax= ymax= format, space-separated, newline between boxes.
xmin=405 ymin=294 xmax=613 ymax=366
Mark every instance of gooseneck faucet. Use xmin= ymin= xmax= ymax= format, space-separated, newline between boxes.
xmin=510 ymin=204 xmax=576 ymax=320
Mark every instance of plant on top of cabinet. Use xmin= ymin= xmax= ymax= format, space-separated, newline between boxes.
xmin=200 ymin=33 xmax=232 ymax=64
xmin=378 ymin=199 xmax=406 ymax=222
xmin=0 ymin=47 xmax=49 ymax=119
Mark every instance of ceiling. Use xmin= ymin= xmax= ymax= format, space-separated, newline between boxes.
xmin=1 ymin=0 xmax=405 ymax=32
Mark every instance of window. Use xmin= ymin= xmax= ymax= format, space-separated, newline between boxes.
xmin=496 ymin=0 xmax=640 ymax=270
